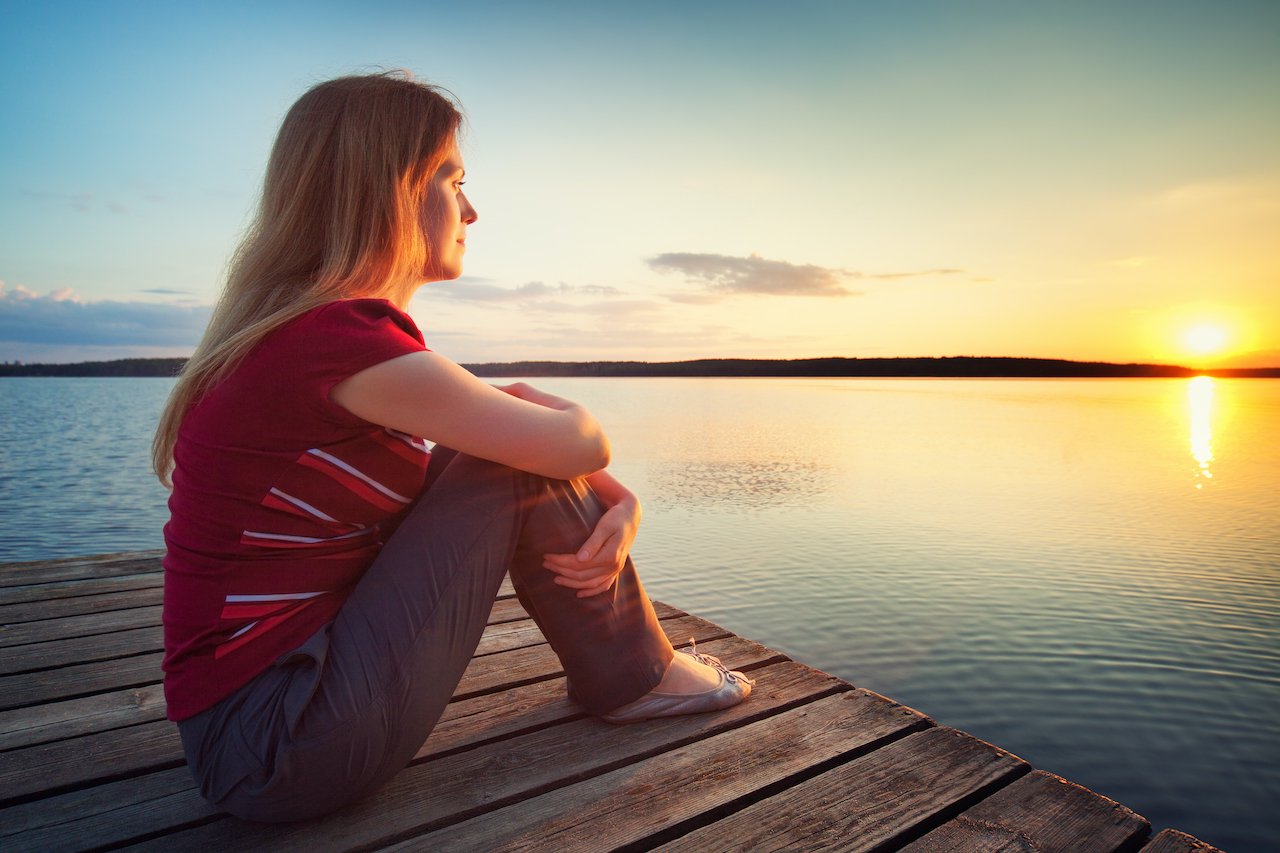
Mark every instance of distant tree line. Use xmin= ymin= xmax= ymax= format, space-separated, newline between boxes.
xmin=462 ymin=356 xmax=1278 ymax=379
xmin=0 ymin=358 xmax=187 ymax=377
xmin=2 ymin=355 xmax=1276 ymax=378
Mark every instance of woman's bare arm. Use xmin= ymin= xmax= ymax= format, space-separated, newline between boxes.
xmin=331 ymin=351 xmax=609 ymax=479
xmin=583 ymin=468 xmax=637 ymax=508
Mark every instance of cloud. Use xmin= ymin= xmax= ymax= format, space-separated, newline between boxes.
xmin=0 ymin=284 xmax=211 ymax=347
xmin=417 ymin=278 xmax=642 ymax=317
xmin=464 ymin=320 xmax=766 ymax=360
xmin=664 ymin=293 xmax=723 ymax=306
xmin=432 ymin=279 xmax=623 ymax=304
xmin=532 ymin=298 xmax=664 ymax=318
xmin=22 ymin=188 xmax=149 ymax=216
xmin=867 ymin=268 xmax=963 ymax=280
xmin=648 ymin=252 xmax=860 ymax=298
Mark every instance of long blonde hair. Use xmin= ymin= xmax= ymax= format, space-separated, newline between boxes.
xmin=153 ymin=72 xmax=461 ymax=486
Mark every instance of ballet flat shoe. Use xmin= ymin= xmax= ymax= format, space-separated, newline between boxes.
xmin=598 ymin=645 xmax=754 ymax=725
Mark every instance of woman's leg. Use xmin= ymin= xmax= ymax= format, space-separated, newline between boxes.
xmin=180 ymin=450 xmax=671 ymax=822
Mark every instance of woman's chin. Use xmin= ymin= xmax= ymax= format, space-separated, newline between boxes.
xmin=419 ymin=267 xmax=463 ymax=285
xmin=422 ymin=261 xmax=463 ymax=284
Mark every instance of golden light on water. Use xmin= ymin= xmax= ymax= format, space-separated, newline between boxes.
xmin=1188 ymin=376 xmax=1215 ymax=488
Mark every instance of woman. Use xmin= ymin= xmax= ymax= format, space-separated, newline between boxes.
xmin=152 ymin=72 xmax=751 ymax=823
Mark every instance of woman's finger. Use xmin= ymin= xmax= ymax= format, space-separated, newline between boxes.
xmin=546 ymin=564 xmax=612 ymax=583
xmin=544 ymin=531 xmax=619 ymax=571
xmin=542 ymin=552 xmax=598 ymax=570
xmin=576 ymin=575 xmax=619 ymax=598
xmin=542 ymin=554 xmax=618 ymax=577
xmin=576 ymin=537 xmax=604 ymax=562
xmin=574 ymin=516 xmax=619 ymax=562
xmin=552 ymin=569 xmax=621 ymax=590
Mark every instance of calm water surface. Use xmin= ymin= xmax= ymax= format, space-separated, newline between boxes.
xmin=1 ymin=376 xmax=1277 ymax=850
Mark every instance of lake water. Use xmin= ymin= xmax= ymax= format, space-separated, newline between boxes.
xmin=1 ymin=376 xmax=1277 ymax=850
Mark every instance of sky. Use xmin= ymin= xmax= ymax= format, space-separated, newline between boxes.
xmin=1 ymin=0 xmax=1277 ymax=367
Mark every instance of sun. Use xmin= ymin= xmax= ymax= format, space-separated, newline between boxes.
xmin=1181 ymin=323 xmax=1230 ymax=358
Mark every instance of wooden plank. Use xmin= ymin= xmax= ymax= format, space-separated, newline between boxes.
xmin=0 ymin=626 xmax=162 ymax=676
xmin=486 ymin=597 xmax=530 ymax=624
xmin=1 ymin=652 xmax=164 ymax=711
xmin=0 ymin=587 xmax=164 ymax=624
xmin=0 ymin=572 xmax=163 ymax=606
xmin=0 ymin=552 xmax=165 ymax=587
xmin=0 ymin=721 xmax=185 ymax=806
xmin=657 ymin=726 xmax=1025 ymax=853
xmin=400 ymin=681 xmax=930 ymax=853
xmin=0 ymin=767 xmax=216 ymax=852
xmin=1140 ymin=829 xmax=1226 ymax=853
xmin=472 ymin=617 xmax=546 ymax=657
xmin=900 ymin=769 xmax=1150 ymax=853
xmin=0 ymin=684 xmax=166 ymax=750
xmin=124 ymin=659 xmax=854 ymax=852
xmin=0 ymin=605 xmax=163 ymax=647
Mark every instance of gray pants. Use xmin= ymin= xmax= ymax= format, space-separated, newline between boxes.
xmin=177 ymin=449 xmax=674 ymax=822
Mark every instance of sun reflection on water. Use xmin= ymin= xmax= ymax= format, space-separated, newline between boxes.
xmin=1188 ymin=376 xmax=1215 ymax=488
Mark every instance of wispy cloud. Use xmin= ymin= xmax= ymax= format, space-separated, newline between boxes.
xmin=21 ymin=190 xmax=135 ymax=215
xmin=648 ymin=253 xmax=860 ymax=298
xmin=648 ymin=253 xmax=971 ymax=301
xmin=431 ymin=279 xmax=623 ymax=304
xmin=466 ymin=320 xmax=769 ymax=360
xmin=868 ymin=268 xmax=963 ymax=280
xmin=0 ymin=283 xmax=210 ymax=347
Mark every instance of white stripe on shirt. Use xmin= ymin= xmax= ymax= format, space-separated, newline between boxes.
xmin=240 ymin=527 xmax=375 ymax=545
xmin=269 ymin=488 xmax=339 ymax=523
xmin=307 ymin=449 xmax=412 ymax=503
xmin=225 ymin=591 xmax=328 ymax=603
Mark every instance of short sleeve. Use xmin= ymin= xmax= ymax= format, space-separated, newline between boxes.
xmin=270 ymin=298 xmax=430 ymax=426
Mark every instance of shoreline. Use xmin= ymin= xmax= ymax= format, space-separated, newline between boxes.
xmin=2 ymin=355 xmax=1278 ymax=379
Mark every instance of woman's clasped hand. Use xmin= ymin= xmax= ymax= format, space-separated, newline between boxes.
xmin=543 ymin=491 xmax=642 ymax=597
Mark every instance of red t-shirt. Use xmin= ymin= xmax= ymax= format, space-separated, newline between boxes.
xmin=162 ymin=298 xmax=431 ymax=721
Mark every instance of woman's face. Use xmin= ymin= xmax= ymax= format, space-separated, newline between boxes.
xmin=421 ymin=146 xmax=478 ymax=282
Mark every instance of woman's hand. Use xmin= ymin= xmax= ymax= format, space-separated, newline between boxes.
xmin=543 ymin=494 xmax=641 ymax=598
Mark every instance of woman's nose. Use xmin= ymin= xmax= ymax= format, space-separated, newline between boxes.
xmin=461 ymin=193 xmax=478 ymax=224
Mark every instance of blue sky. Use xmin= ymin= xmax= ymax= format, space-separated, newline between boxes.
xmin=2 ymin=0 xmax=1277 ymax=365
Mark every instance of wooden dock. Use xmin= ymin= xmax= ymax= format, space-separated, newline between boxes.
xmin=1 ymin=550 xmax=1224 ymax=852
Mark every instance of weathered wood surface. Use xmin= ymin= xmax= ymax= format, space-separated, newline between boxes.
xmin=1139 ymin=829 xmax=1228 ymax=852
xmin=0 ymin=551 xmax=1226 ymax=852
xmin=899 ymin=769 xmax=1149 ymax=852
